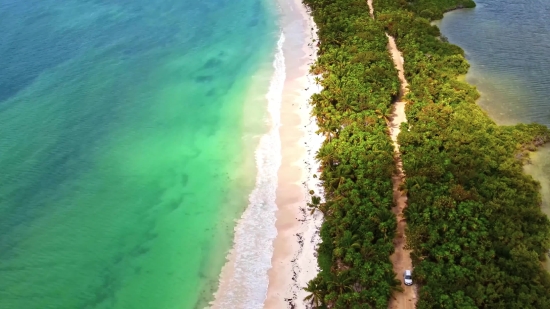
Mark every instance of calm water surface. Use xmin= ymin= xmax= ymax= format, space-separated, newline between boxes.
xmin=437 ymin=0 xmax=550 ymax=126
xmin=437 ymin=0 xmax=550 ymax=268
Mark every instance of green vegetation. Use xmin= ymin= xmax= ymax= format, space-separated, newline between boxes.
xmin=302 ymin=0 xmax=402 ymax=307
xmin=373 ymin=0 xmax=550 ymax=308
xmin=305 ymin=0 xmax=550 ymax=307
xmin=390 ymin=0 xmax=476 ymax=19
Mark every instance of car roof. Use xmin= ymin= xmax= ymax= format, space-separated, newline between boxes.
xmin=405 ymin=270 xmax=412 ymax=275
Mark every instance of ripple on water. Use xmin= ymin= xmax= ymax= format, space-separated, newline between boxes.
xmin=438 ymin=0 xmax=550 ymax=269
xmin=437 ymin=0 xmax=550 ymax=127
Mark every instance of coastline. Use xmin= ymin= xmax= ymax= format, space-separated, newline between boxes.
xmin=210 ymin=33 xmax=285 ymax=308
xmin=264 ymin=0 xmax=323 ymax=307
xmin=434 ymin=1 xmax=550 ymax=273
xmin=210 ymin=0 xmax=322 ymax=307
xmin=524 ymin=144 xmax=550 ymax=272
xmin=377 ymin=0 xmax=550 ymax=306
xmin=213 ymin=0 xmax=550 ymax=308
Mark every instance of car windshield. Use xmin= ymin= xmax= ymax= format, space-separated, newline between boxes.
xmin=405 ymin=275 xmax=411 ymax=279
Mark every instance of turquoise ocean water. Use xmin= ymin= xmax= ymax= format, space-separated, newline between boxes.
xmin=436 ymin=0 xmax=550 ymax=267
xmin=0 ymin=0 xmax=278 ymax=308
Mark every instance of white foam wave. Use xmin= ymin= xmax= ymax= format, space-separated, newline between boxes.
xmin=212 ymin=32 xmax=286 ymax=309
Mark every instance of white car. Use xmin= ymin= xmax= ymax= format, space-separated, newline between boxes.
xmin=404 ymin=270 xmax=413 ymax=286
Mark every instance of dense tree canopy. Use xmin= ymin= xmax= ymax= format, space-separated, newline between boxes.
xmin=374 ymin=0 xmax=550 ymax=308
xmin=303 ymin=0 xmax=401 ymax=307
xmin=304 ymin=0 xmax=550 ymax=307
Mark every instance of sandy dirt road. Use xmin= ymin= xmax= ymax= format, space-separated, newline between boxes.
xmin=367 ymin=1 xmax=416 ymax=308
xmin=386 ymin=33 xmax=416 ymax=309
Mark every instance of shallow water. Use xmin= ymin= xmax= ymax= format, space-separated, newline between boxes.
xmin=437 ymin=0 xmax=550 ymax=269
xmin=0 ymin=0 xmax=278 ymax=308
xmin=436 ymin=0 xmax=550 ymax=126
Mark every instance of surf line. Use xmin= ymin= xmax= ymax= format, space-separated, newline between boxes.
xmin=211 ymin=32 xmax=286 ymax=309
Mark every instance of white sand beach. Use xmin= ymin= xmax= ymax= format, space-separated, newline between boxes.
xmin=210 ymin=0 xmax=322 ymax=307
xmin=264 ymin=0 xmax=324 ymax=307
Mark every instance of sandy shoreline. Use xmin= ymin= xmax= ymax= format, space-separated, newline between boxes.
xmin=210 ymin=0 xmax=322 ymax=307
xmin=264 ymin=0 xmax=323 ymax=307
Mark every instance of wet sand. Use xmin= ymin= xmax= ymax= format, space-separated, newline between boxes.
xmin=264 ymin=0 xmax=324 ymax=308
xmin=210 ymin=0 xmax=323 ymax=307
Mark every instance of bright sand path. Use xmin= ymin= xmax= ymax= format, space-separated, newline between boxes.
xmin=386 ymin=34 xmax=416 ymax=309
xmin=368 ymin=1 xmax=416 ymax=308
xmin=264 ymin=0 xmax=324 ymax=308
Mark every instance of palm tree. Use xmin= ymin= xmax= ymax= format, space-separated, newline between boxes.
xmin=328 ymin=273 xmax=354 ymax=294
xmin=308 ymin=195 xmax=322 ymax=215
xmin=314 ymin=76 xmax=322 ymax=85
xmin=303 ymin=280 xmax=324 ymax=308
xmin=340 ymin=230 xmax=361 ymax=250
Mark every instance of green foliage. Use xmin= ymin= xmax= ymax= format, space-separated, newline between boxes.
xmin=374 ymin=0 xmax=550 ymax=308
xmin=302 ymin=0 xmax=401 ymax=307
xmin=306 ymin=0 xmax=550 ymax=306
xmin=376 ymin=0 xmax=476 ymax=20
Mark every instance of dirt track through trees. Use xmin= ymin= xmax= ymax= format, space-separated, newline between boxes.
xmin=367 ymin=1 xmax=416 ymax=308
